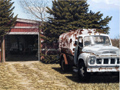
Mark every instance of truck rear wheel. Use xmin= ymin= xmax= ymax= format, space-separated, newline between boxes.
xmin=78 ymin=61 xmax=90 ymax=82
xmin=61 ymin=59 xmax=68 ymax=72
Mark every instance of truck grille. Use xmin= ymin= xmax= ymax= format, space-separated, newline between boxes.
xmin=96 ymin=58 xmax=119 ymax=65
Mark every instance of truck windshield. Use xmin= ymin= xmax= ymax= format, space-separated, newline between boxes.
xmin=84 ymin=36 xmax=111 ymax=46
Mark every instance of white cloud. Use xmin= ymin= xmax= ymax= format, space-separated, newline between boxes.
xmin=88 ymin=0 xmax=119 ymax=11
xmin=90 ymin=0 xmax=120 ymax=6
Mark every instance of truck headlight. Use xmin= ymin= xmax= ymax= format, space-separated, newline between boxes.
xmin=89 ymin=56 xmax=96 ymax=64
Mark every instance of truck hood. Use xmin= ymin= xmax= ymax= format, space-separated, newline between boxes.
xmin=82 ymin=45 xmax=120 ymax=56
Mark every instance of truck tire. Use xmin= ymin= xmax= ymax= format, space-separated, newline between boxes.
xmin=61 ymin=58 xmax=68 ymax=72
xmin=78 ymin=61 xmax=90 ymax=82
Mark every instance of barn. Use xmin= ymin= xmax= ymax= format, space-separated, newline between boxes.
xmin=0 ymin=18 xmax=44 ymax=62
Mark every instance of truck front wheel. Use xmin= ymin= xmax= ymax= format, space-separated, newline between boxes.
xmin=78 ymin=61 xmax=90 ymax=82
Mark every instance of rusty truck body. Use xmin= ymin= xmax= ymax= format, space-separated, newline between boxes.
xmin=59 ymin=29 xmax=120 ymax=81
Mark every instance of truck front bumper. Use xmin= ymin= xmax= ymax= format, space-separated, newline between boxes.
xmin=87 ymin=66 xmax=120 ymax=72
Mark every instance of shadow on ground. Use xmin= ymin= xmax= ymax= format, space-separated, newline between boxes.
xmin=52 ymin=67 xmax=119 ymax=83
xmin=6 ymin=54 xmax=38 ymax=61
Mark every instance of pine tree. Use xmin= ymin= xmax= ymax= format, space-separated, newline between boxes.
xmin=44 ymin=0 xmax=112 ymax=43
xmin=0 ymin=0 xmax=17 ymax=62
xmin=0 ymin=0 xmax=17 ymax=35
xmin=85 ymin=10 xmax=112 ymax=33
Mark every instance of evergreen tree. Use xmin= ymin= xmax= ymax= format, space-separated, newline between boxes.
xmin=44 ymin=0 xmax=112 ymax=43
xmin=0 ymin=0 xmax=17 ymax=35
xmin=0 ymin=0 xmax=17 ymax=62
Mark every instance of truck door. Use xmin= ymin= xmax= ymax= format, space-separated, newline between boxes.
xmin=74 ymin=37 xmax=83 ymax=65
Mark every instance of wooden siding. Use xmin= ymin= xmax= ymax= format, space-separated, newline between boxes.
xmin=10 ymin=28 xmax=38 ymax=32
xmin=15 ymin=22 xmax=38 ymax=27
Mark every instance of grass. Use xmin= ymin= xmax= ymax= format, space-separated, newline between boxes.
xmin=111 ymin=38 xmax=119 ymax=48
xmin=0 ymin=61 xmax=119 ymax=90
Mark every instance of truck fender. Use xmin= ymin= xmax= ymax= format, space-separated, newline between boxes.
xmin=78 ymin=53 xmax=90 ymax=66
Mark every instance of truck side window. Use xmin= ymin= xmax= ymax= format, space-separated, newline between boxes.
xmin=79 ymin=43 xmax=83 ymax=47
xmin=84 ymin=36 xmax=91 ymax=46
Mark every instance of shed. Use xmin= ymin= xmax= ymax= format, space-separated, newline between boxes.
xmin=0 ymin=18 xmax=43 ymax=62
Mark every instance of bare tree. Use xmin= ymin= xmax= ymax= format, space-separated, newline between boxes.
xmin=19 ymin=0 xmax=49 ymax=21
xmin=19 ymin=0 xmax=51 ymax=60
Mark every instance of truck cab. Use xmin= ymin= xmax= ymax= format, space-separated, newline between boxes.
xmin=73 ymin=33 xmax=120 ymax=81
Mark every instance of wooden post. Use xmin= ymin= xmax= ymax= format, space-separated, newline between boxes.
xmin=39 ymin=29 xmax=41 ymax=56
xmin=1 ymin=35 xmax=5 ymax=63
xmin=38 ymin=22 xmax=41 ymax=61
xmin=38 ymin=32 xmax=40 ymax=61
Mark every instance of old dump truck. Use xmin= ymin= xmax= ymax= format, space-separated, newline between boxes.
xmin=59 ymin=29 xmax=120 ymax=81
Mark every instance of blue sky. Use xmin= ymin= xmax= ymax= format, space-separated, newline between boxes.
xmin=87 ymin=0 xmax=120 ymax=39
xmin=12 ymin=0 xmax=119 ymax=39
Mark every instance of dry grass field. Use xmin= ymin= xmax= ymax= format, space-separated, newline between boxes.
xmin=0 ymin=61 xmax=119 ymax=90
xmin=111 ymin=39 xmax=119 ymax=48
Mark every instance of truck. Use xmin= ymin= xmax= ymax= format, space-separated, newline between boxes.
xmin=59 ymin=29 xmax=120 ymax=82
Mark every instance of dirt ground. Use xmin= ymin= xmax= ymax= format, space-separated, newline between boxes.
xmin=0 ymin=61 xmax=119 ymax=90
